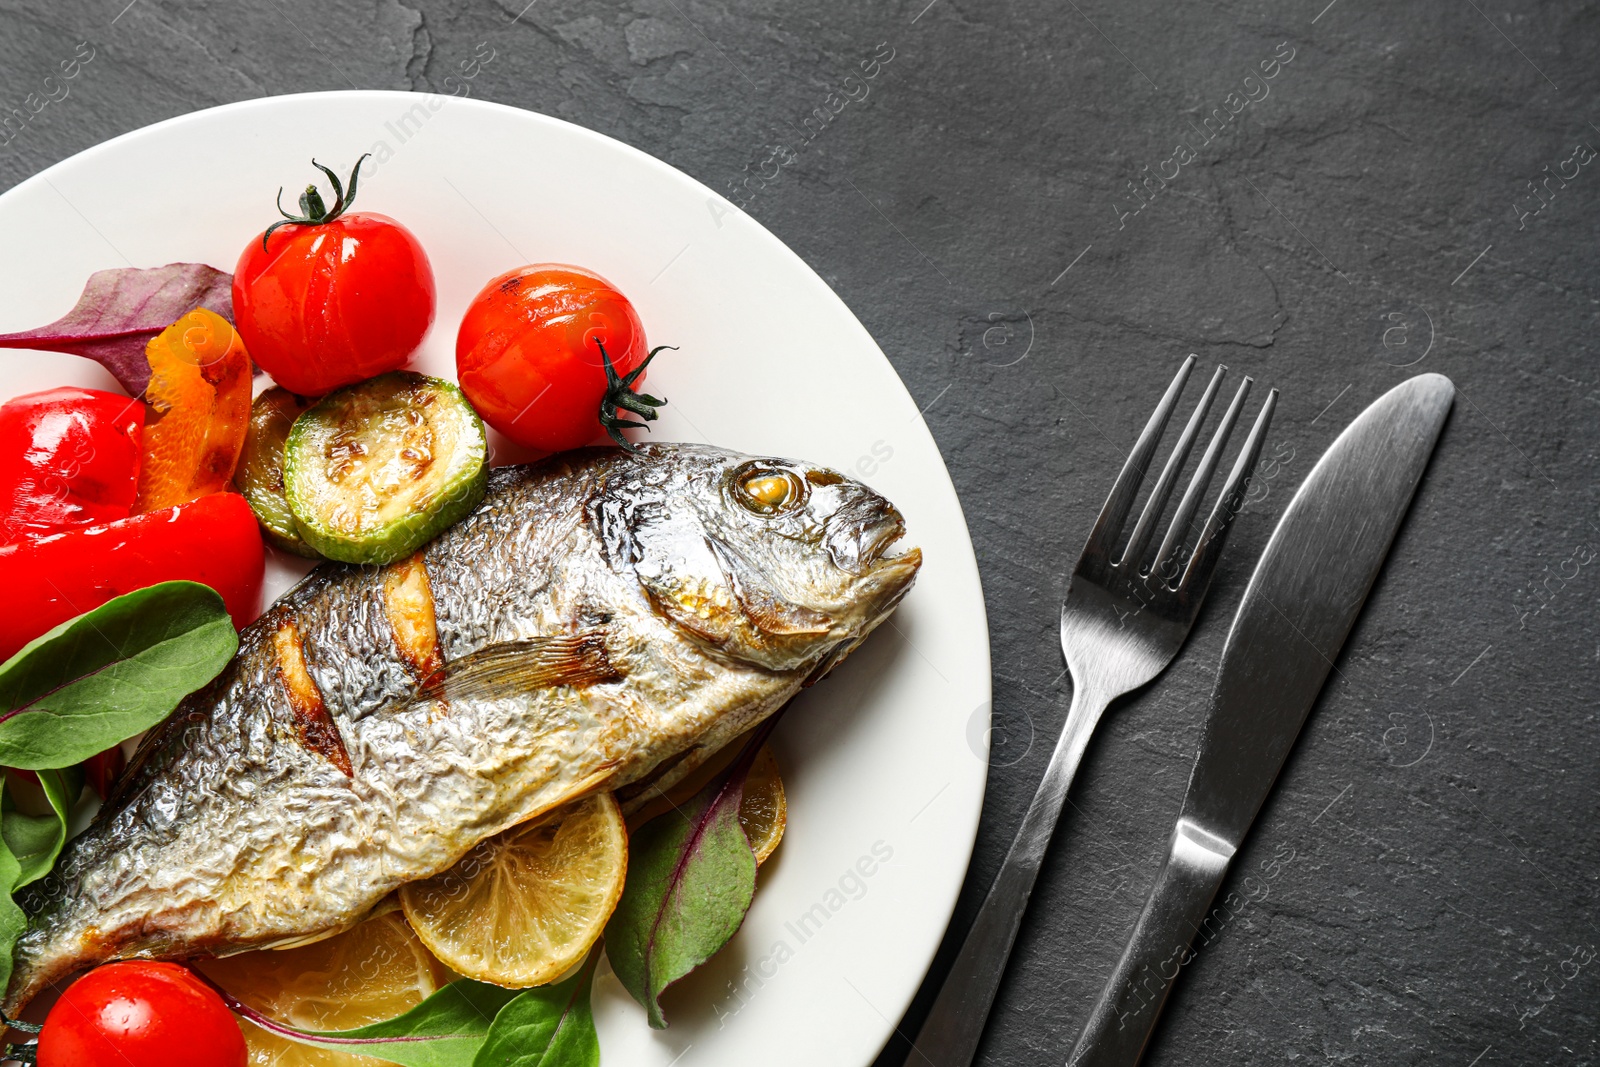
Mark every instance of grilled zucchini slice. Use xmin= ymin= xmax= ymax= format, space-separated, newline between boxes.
xmin=235 ymin=387 xmax=320 ymax=557
xmin=284 ymin=372 xmax=488 ymax=565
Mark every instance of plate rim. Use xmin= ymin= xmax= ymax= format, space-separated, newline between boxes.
xmin=0 ymin=88 xmax=993 ymax=1066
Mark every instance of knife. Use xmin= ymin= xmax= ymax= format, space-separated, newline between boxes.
xmin=1065 ymin=373 xmax=1455 ymax=1067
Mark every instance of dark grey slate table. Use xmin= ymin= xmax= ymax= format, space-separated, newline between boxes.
xmin=3 ymin=2 xmax=1596 ymax=1064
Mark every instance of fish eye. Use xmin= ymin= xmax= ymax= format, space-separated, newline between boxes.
xmin=733 ymin=465 xmax=807 ymax=515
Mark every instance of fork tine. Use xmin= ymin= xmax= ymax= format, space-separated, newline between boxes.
xmin=1118 ymin=364 xmax=1227 ymax=570
xmin=1151 ymin=376 xmax=1252 ymax=581
xmin=1178 ymin=387 xmax=1278 ymax=595
xmin=1083 ymin=355 xmax=1196 ymax=562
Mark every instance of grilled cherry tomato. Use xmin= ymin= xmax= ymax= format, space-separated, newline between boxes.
xmin=0 ymin=491 xmax=263 ymax=661
xmin=0 ymin=387 xmax=143 ymax=542
xmin=456 ymin=264 xmax=664 ymax=453
xmin=234 ymin=157 xmax=435 ymax=396
xmin=37 ymin=961 xmax=246 ymax=1067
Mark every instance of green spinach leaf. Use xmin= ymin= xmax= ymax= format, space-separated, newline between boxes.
xmin=0 ymin=581 xmax=237 ymax=769
xmin=473 ymin=954 xmax=600 ymax=1067
xmin=0 ymin=778 xmax=26 ymax=996
xmin=3 ymin=766 xmax=83 ymax=889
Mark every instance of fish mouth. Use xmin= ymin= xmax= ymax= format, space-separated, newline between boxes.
xmin=823 ymin=503 xmax=922 ymax=610
xmin=803 ymin=533 xmax=922 ymax=687
xmin=860 ymin=514 xmax=909 ymax=567
xmin=860 ymin=518 xmax=922 ymax=599
xmin=872 ymin=542 xmax=922 ymax=587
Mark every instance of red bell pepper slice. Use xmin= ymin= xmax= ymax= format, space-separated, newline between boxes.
xmin=0 ymin=386 xmax=144 ymax=541
xmin=0 ymin=490 xmax=264 ymax=662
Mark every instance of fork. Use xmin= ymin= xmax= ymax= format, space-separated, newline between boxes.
xmin=910 ymin=355 xmax=1277 ymax=1067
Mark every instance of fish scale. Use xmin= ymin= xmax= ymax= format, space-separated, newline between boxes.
xmin=6 ymin=442 xmax=920 ymax=1010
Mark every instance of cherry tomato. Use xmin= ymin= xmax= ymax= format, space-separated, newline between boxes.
xmin=37 ymin=961 xmax=246 ymax=1067
xmin=234 ymin=162 xmax=435 ymax=396
xmin=456 ymin=264 xmax=650 ymax=452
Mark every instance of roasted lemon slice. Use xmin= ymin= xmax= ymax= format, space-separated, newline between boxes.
xmin=740 ymin=744 xmax=787 ymax=865
xmin=197 ymin=911 xmax=444 ymax=1067
xmin=399 ymin=792 xmax=627 ymax=987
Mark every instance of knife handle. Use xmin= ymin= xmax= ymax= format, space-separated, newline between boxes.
xmin=1067 ymin=819 xmax=1234 ymax=1067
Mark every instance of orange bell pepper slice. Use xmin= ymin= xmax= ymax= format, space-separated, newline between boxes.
xmin=134 ymin=308 xmax=253 ymax=513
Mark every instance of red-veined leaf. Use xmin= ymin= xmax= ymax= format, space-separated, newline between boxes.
xmin=603 ymin=712 xmax=783 ymax=1028
xmin=0 ymin=263 xmax=233 ymax=395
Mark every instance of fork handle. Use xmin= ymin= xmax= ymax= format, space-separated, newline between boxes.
xmin=1066 ymin=819 xmax=1233 ymax=1067
xmin=910 ymin=682 xmax=1113 ymax=1067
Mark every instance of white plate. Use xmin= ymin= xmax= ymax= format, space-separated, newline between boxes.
xmin=0 ymin=91 xmax=990 ymax=1066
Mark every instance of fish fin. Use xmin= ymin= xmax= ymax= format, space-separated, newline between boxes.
xmin=419 ymin=630 xmax=620 ymax=702
xmin=802 ymin=636 xmax=862 ymax=687
xmin=615 ymin=746 xmax=698 ymax=813
xmin=705 ymin=536 xmax=835 ymax=636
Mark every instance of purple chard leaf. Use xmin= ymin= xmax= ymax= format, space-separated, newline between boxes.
xmin=0 ymin=263 xmax=234 ymax=396
xmin=604 ymin=711 xmax=784 ymax=1029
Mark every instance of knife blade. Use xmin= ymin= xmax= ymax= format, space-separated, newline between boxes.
xmin=1066 ymin=373 xmax=1455 ymax=1067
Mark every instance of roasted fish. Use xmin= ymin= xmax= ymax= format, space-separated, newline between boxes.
xmin=7 ymin=443 xmax=920 ymax=1009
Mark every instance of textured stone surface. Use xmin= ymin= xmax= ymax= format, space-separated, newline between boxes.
xmin=2 ymin=1 xmax=1597 ymax=1064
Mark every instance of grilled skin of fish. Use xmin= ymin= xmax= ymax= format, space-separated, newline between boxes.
xmin=7 ymin=443 xmax=920 ymax=1009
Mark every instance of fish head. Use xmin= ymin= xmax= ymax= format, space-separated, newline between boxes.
xmin=604 ymin=445 xmax=922 ymax=672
